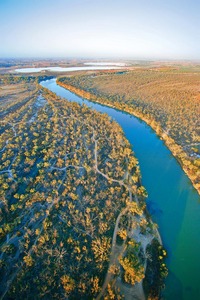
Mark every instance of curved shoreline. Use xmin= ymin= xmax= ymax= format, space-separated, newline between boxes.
xmin=42 ymin=80 xmax=166 ymax=299
xmin=57 ymin=80 xmax=200 ymax=196
xmin=41 ymin=78 xmax=200 ymax=300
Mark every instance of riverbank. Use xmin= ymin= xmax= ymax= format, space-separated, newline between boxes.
xmin=42 ymin=78 xmax=200 ymax=300
xmin=57 ymin=80 xmax=200 ymax=196
xmin=40 ymin=81 xmax=166 ymax=299
xmin=53 ymin=80 xmax=168 ymax=298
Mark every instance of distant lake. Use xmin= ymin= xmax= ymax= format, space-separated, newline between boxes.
xmin=14 ymin=65 xmax=122 ymax=73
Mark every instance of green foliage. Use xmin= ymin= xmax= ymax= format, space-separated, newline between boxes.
xmin=143 ymin=239 xmax=168 ymax=299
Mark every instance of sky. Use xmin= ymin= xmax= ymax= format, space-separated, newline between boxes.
xmin=0 ymin=0 xmax=199 ymax=60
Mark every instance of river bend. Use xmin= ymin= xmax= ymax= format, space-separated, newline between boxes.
xmin=41 ymin=78 xmax=200 ymax=300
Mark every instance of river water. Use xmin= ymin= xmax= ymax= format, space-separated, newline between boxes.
xmin=41 ymin=78 xmax=200 ymax=300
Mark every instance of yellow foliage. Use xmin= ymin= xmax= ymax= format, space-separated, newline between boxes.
xmin=61 ymin=275 xmax=75 ymax=295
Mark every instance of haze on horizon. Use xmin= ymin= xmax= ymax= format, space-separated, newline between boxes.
xmin=0 ymin=0 xmax=199 ymax=60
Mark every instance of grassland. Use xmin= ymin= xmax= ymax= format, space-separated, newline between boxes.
xmin=57 ymin=65 xmax=200 ymax=194
xmin=0 ymin=76 xmax=166 ymax=299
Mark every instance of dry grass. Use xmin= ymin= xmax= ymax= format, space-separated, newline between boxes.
xmin=0 ymin=82 xmax=35 ymax=108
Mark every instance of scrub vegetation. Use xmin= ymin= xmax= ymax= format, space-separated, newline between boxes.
xmin=57 ymin=66 xmax=200 ymax=194
xmin=0 ymin=75 xmax=165 ymax=299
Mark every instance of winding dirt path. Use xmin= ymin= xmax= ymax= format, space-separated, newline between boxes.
xmin=96 ymin=207 xmax=129 ymax=300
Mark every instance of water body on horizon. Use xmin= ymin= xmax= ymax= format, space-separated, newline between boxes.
xmin=41 ymin=78 xmax=200 ymax=300
xmin=14 ymin=65 xmax=122 ymax=73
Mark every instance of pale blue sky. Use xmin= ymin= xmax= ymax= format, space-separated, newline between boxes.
xmin=0 ymin=0 xmax=199 ymax=59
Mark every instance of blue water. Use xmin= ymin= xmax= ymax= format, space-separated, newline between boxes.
xmin=41 ymin=78 xmax=200 ymax=300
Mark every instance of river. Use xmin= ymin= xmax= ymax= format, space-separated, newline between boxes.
xmin=41 ymin=78 xmax=200 ymax=300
